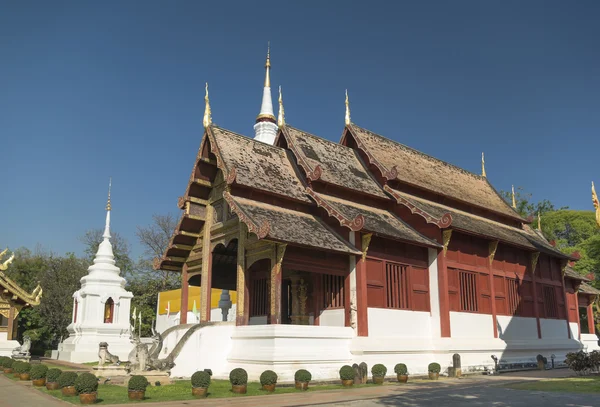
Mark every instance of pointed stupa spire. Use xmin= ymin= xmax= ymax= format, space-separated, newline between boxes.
xmin=253 ymin=43 xmax=278 ymax=144
xmin=103 ymin=177 xmax=112 ymax=239
xmin=277 ymin=86 xmax=285 ymax=127
xmin=511 ymin=185 xmax=517 ymax=209
xmin=345 ymin=89 xmax=351 ymax=125
xmin=203 ymin=82 xmax=212 ymax=128
xmin=90 ymin=178 xmax=117 ymax=269
xmin=481 ymin=152 xmax=486 ymax=177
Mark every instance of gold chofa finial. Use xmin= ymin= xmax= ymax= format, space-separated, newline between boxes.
xmin=511 ymin=185 xmax=517 ymax=209
xmin=481 ymin=152 xmax=486 ymax=177
xmin=106 ymin=177 xmax=112 ymax=211
xmin=592 ymin=181 xmax=600 ymax=228
xmin=203 ymin=82 xmax=212 ymax=128
xmin=537 ymin=210 xmax=541 ymax=231
xmin=345 ymin=89 xmax=351 ymax=125
xmin=0 ymin=249 xmax=14 ymax=271
xmin=264 ymin=43 xmax=271 ymax=87
xmin=277 ymin=86 xmax=285 ymax=127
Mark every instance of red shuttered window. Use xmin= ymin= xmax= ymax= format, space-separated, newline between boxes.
xmin=506 ymin=278 xmax=520 ymax=316
xmin=386 ymin=263 xmax=410 ymax=309
xmin=459 ymin=271 xmax=478 ymax=312
xmin=250 ymin=277 xmax=268 ymax=317
xmin=321 ymin=274 xmax=345 ymax=309
xmin=543 ymin=285 xmax=558 ymax=319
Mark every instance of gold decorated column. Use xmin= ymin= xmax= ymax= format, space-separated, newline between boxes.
xmin=236 ymin=224 xmax=248 ymax=326
xmin=199 ymin=204 xmax=214 ymax=322
xmin=269 ymin=244 xmax=286 ymax=324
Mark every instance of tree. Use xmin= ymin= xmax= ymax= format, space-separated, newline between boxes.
xmin=79 ymin=229 xmax=134 ymax=277
xmin=500 ymin=186 xmax=556 ymax=218
xmin=135 ymin=213 xmax=180 ymax=288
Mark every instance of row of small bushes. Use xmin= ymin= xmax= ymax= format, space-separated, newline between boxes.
xmin=565 ymin=350 xmax=600 ymax=376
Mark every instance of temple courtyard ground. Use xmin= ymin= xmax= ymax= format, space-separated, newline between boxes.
xmin=1 ymin=368 xmax=600 ymax=407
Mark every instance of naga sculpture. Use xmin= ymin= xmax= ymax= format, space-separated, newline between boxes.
xmin=12 ymin=335 xmax=31 ymax=358
xmin=98 ymin=342 xmax=120 ymax=366
xmin=127 ymin=320 xmax=174 ymax=373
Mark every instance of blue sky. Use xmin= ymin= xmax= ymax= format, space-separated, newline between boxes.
xmin=1 ymin=1 xmax=599 ymax=260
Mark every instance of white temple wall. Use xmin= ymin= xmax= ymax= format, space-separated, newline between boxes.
xmin=450 ymin=312 xmax=493 ymax=338
xmin=497 ymin=315 xmax=538 ymax=340
xmin=570 ymin=322 xmax=580 ymax=339
xmin=580 ymin=333 xmax=600 ymax=351
xmin=540 ymin=318 xmax=569 ymax=339
xmin=428 ymin=248 xmax=441 ymax=338
xmin=155 ymin=305 xmax=237 ymax=334
xmin=368 ymin=308 xmax=431 ymax=337
xmin=319 ymin=309 xmax=345 ymax=327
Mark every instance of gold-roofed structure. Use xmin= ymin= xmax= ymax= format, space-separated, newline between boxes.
xmin=0 ymin=249 xmax=43 ymax=342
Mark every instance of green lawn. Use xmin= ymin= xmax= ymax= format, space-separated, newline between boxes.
xmin=37 ymin=379 xmax=379 ymax=404
xmin=506 ymin=376 xmax=600 ymax=394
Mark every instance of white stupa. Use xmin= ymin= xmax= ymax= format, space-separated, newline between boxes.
xmin=253 ymin=44 xmax=278 ymax=145
xmin=58 ymin=180 xmax=134 ymax=363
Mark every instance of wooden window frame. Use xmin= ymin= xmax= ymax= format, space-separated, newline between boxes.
xmin=250 ymin=275 xmax=269 ymax=317
xmin=321 ymin=274 xmax=345 ymax=310
xmin=458 ymin=270 xmax=479 ymax=313
xmin=542 ymin=284 xmax=559 ymax=319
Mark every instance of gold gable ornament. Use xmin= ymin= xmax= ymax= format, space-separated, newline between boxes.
xmin=592 ymin=181 xmax=600 ymax=228
xmin=0 ymin=249 xmax=14 ymax=271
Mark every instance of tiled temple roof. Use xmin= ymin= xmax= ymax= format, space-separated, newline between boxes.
xmin=225 ymin=193 xmax=360 ymax=255
xmin=579 ymin=282 xmax=600 ymax=296
xmin=308 ymin=191 xmax=441 ymax=248
xmin=346 ymin=124 xmax=526 ymax=222
xmin=280 ymin=126 xmax=388 ymax=199
xmin=564 ymin=266 xmax=591 ymax=282
xmin=390 ymin=188 xmax=570 ymax=259
xmin=0 ymin=271 xmax=42 ymax=307
xmin=209 ymin=126 xmax=311 ymax=204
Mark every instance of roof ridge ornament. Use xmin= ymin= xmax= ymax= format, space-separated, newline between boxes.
xmin=481 ymin=152 xmax=486 ymax=178
xmin=277 ymin=86 xmax=285 ymax=127
xmin=345 ymin=89 xmax=351 ymax=125
xmin=0 ymin=248 xmax=14 ymax=271
xmin=203 ymin=82 xmax=212 ymax=128
xmin=592 ymin=181 xmax=600 ymax=228
xmin=511 ymin=185 xmax=517 ymax=209
xmin=537 ymin=210 xmax=542 ymax=231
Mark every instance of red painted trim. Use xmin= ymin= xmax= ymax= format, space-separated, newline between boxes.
xmin=488 ymin=252 xmax=499 ymax=338
xmin=588 ymin=303 xmax=595 ymax=335
xmin=355 ymin=232 xmax=369 ymax=336
xmin=575 ymin=290 xmax=581 ymax=339
xmin=181 ymin=264 xmax=189 ymax=324
xmin=530 ymin=265 xmax=542 ymax=339
xmin=436 ymin=239 xmax=451 ymax=337
xmin=561 ymin=275 xmax=572 ymax=339
xmin=201 ymin=252 xmax=212 ymax=322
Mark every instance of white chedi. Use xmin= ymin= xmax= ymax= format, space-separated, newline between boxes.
xmin=57 ymin=182 xmax=134 ymax=363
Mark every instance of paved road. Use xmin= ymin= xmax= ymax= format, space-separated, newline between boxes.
xmin=320 ymin=382 xmax=600 ymax=407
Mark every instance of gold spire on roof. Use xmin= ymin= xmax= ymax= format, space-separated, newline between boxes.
xmin=203 ymin=82 xmax=212 ymax=128
xmin=511 ymin=185 xmax=517 ymax=209
xmin=0 ymin=249 xmax=14 ymax=271
xmin=481 ymin=152 xmax=486 ymax=177
xmin=264 ymin=42 xmax=271 ymax=88
xmin=345 ymin=89 xmax=351 ymax=125
xmin=592 ymin=181 xmax=600 ymax=228
xmin=106 ymin=177 xmax=112 ymax=211
xmin=537 ymin=211 xmax=541 ymax=231
xmin=277 ymin=86 xmax=285 ymax=127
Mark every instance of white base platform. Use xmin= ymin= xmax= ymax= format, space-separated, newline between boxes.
xmin=0 ymin=340 xmax=20 ymax=357
xmin=57 ymin=334 xmax=134 ymax=363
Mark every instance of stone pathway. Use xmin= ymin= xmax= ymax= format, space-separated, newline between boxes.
xmin=0 ymin=375 xmax=68 ymax=407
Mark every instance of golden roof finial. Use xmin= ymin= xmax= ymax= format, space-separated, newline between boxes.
xmin=511 ymin=185 xmax=517 ymax=209
xmin=537 ymin=210 xmax=541 ymax=231
xmin=106 ymin=177 xmax=112 ymax=211
xmin=481 ymin=152 xmax=486 ymax=178
xmin=345 ymin=89 xmax=351 ymax=125
xmin=277 ymin=86 xmax=285 ymax=127
xmin=264 ymin=42 xmax=271 ymax=87
xmin=0 ymin=248 xmax=14 ymax=271
xmin=592 ymin=181 xmax=600 ymax=228
xmin=203 ymin=82 xmax=212 ymax=128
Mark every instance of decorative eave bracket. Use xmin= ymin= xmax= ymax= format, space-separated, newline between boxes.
xmin=489 ymin=241 xmax=499 ymax=266
xmin=223 ymin=191 xmax=270 ymax=239
xmin=531 ymin=252 xmax=540 ymax=274
xmin=361 ymin=233 xmax=373 ymax=261
xmin=306 ymin=189 xmax=365 ymax=232
xmin=442 ymin=229 xmax=453 ymax=257
xmin=384 ymin=185 xmax=452 ymax=228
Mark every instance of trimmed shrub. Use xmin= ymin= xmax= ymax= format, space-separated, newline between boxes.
xmin=260 ymin=370 xmax=278 ymax=386
xmin=191 ymin=371 xmax=211 ymax=388
xmin=536 ymin=354 xmax=545 ymax=363
xmin=47 ymin=368 xmax=62 ymax=383
xmin=0 ymin=357 xmax=6 ymax=366
xmin=295 ymin=369 xmax=312 ymax=383
xmin=14 ymin=361 xmax=31 ymax=374
xmin=339 ymin=365 xmax=354 ymax=381
xmin=428 ymin=363 xmax=441 ymax=373
xmin=30 ymin=364 xmax=48 ymax=380
xmin=74 ymin=372 xmax=98 ymax=394
xmin=2 ymin=358 xmax=13 ymax=368
xmin=229 ymin=368 xmax=248 ymax=385
xmin=394 ymin=363 xmax=408 ymax=375
xmin=128 ymin=375 xmax=149 ymax=392
xmin=203 ymin=368 xmax=213 ymax=377
xmin=58 ymin=371 xmax=78 ymax=388
xmin=371 ymin=364 xmax=387 ymax=377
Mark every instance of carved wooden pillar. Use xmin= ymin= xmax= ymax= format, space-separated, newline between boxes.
xmin=200 ymin=204 xmax=214 ymax=322
xmin=561 ymin=261 xmax=573 ymax=339
xmin=438 ymin=229 xmax=452 ymax=338
xmin=236 ymin=224 xmax=248 ymax=326
xmin=488 ymin=241 xmax=499 ymax=338
xmin=530 ymin=252 xmax=542 ymax=339
xmin=180 ymin=264 xmax=189 ymax=324
xmin=7 ymin=306 xmax=15 ymax=341
xmin=269 ymin=244 xmax=286 ymax=324
xmin=588 ymin=302 xmax=595 ymax=335
xmin=355 ymin=232 xmax=371 ymax=336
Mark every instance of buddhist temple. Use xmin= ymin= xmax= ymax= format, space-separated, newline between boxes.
xmin=154 ymin=49 xmax=599 ymax=379
xmin=0 ymin=249 xmax=42 ymax=356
